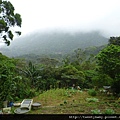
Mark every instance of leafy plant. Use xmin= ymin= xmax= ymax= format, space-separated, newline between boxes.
xmin=104 ymin=109 xmax=115 ymax=114
xmin=22 ymin=61 xmax=40 ymax=87
xmin=88 ymin=89 xmax=97 ymax=96
xmin=91 ymin=109 xmax=101 ymax=114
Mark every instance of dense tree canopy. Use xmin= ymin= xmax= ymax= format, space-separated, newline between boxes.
xmin=97 ymin=44 xmax=120 ymax=79
xmin=0 ymin=0 xmax=22 ymax=46
xmin=96 ymin=44 xmax=120 ymax=94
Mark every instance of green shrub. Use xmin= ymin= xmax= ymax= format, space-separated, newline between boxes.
xmin=91 ymin=109 xmax=101 ymax=114
xmin=88 ymin=89 xmax=97 ymax=96
xmin=104 ymin=109 xmax=115 ymax=114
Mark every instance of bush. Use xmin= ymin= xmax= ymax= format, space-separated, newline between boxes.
xmin=104 ymin=109 xmax=115 ymax=114
xmin=88 ymin=89 xmax=97 ymax=96
xmin=91 ymin=109 xmax=101 ymax=114
xmin=92 ymin=74 xmax=113 ymax=88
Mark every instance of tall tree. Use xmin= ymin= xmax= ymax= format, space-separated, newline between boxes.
xmin=97 ymin=44 xmax=120 ymax=79
xmin=96 ymin=44 xmax=120 ymax=94
xmin=0 ymin=0 xmax=22 ymax=46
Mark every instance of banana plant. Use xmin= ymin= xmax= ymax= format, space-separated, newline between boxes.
xmin=18 ymin=61 xmax=41 ymax=87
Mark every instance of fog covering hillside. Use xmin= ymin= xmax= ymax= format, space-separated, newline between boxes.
xmin=0 ymin=31 xmax=108 ymax=57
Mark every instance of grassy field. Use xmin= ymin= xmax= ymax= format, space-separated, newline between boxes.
xmin=25 ymin=88 xmax=120 ymax=114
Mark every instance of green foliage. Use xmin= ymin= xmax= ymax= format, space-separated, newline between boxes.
xmin=60 ymin=64 xmax=85 ymax=88
xmin=39 ymin=57 xmax=59 ymax=67
xmin=84 ymin=70 xmax=97 ymax=88
xmin=104 ymin=109 xmax=115 ymax=114
xmin=109 ymin=36 xmax=120 ymax=46
xmin=61 ymin=65 xmax=79 ymax=75
xmin=86 ymin=98 xmax=99 ymax=102
xmin=92 ymin=74 xmax=113 ymax=88
xmin=91 ymin=109 xmax=101 ymax=114
xmin=96 ymin=44 xmax=120 ymax=94
xmin=24 ymin=88 xmax=36 ymax=98
xmin=88 ymin=89 xmax=97 ymax=96
xmin=0 ymin=54 xmax=17 ymax=101
xmin=97 ymin=44 xmax=120 ymax=79
xmin=91 ymin=108 xmax=115 ymax=114
xmin=74 ymin=48 xmax=86 ymax=65
xmin=41 ymin=65 xmax=56 ymax=79
xmin=19 ymin=61 xmax=41 ymax=87
xmin=63 ymin=89 xmax=77 ymax=97
xmin=0 ymin=0 xmax=22 ymax=45
xmin=0 ymin=53 xmax=35 ymax=108
xmin=62 ymin=56 xmax=71 ymax=66
xmin=14 ymin=13 xmax=22 ymax=27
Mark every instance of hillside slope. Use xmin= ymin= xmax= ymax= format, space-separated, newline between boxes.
xmin=0 ymin=31 xmax=108 ymax=57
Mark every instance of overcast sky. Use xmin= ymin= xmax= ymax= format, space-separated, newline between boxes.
xmin=9 ymin=0 xmax=120 ymax=37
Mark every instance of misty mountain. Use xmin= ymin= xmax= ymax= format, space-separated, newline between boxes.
xmin=0 ymin=31 xmax=108 ymax=57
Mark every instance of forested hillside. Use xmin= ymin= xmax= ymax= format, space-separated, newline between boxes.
xmin=0 ymin=31 xmax=108 ymax=57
